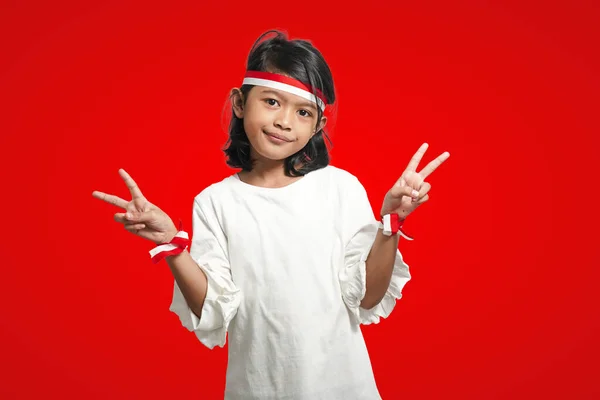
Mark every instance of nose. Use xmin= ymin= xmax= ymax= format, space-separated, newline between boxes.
xmin=273 ymin=107 xmax=292 ymax=131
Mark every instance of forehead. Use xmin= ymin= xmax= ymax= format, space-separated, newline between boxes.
xmin=254 ymin=87 xmax=318 ymax=111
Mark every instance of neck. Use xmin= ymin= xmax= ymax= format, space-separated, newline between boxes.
xmin=238 ymin=152 xmax=303 ymax=188
xmin=250 ymin=159 xmax=286 ymax=179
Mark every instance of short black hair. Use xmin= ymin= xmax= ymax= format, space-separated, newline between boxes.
xmin=222 ymin=30 xmax=336 ymax=177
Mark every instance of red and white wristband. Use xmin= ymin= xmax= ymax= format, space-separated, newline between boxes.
xmin=379 ymin=214 xmax=414 ymax=240
xmin=149 ymin=221 xmax=190 ymax=264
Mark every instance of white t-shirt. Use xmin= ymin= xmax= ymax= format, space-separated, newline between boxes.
xmin=169 ymin=165 xmax=411 ymax=400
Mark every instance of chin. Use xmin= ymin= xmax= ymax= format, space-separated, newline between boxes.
xmin=253 ymin=147 xmax=293 ymax=162
xmin=248 ymin=133 xmax=300 ymax=162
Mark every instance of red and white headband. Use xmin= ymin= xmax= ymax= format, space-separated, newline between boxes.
xmin=242 ymin=71 xmax=327 ymax=111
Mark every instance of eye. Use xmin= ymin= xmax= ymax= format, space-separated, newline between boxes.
xmin=264 ymin=98 xmax=279 ymax=106
xmin=298 ymin=109 xmax=312 ymax=118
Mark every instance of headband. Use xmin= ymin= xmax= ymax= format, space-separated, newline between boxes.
xmin=242 ymin=70 xmax=327 ymax=111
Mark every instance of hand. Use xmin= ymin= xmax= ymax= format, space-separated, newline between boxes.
xmin=380 ymin=143 xmax=450 ymax=219
xmin=92 ymin=169 xmax=178 ymax=245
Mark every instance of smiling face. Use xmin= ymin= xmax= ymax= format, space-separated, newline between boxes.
xmin=231 ymin=85 xmax=327 ymax=165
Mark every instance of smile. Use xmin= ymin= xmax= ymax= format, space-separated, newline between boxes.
xmin=263 ymin=130 xmax=292 ymax=143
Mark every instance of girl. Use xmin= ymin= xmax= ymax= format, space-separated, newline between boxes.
xmin=93 ymin=30 xmax=449 ymax=399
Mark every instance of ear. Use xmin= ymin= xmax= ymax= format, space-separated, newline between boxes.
xmin=312 ymin=116 xmax=327 ymax=137
xmin=230 ymin=88 xmax=244 ymax=118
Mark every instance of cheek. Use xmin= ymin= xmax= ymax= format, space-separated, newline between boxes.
xmin=296 ymin=123 xmax=316 ymax=141
xmin=242 ymin=107 xmax=267 ymax=133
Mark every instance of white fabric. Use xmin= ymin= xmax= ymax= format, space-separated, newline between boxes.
xmin=381 ymin=214 xmax=393 ymax=236
xmin=169 ymin=165 xmax=411 ymax=399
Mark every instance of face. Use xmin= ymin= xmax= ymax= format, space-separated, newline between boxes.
xmin=231 ymin=85 xmax=327 ymax=164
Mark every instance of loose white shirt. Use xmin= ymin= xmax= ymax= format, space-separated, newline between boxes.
xmin=169 ymin=165 xmax=411 ymax=399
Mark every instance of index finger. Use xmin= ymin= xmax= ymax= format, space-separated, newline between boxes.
xmin=119 ymin=169 xmax=144 ymax=200
xmin=406 ymin=143 xmax=429 ymax=172
xmin=419 ymin=151 xmax=450 ymax=179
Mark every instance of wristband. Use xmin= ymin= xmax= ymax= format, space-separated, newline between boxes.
xmin=149 ymin=221 xmax=190 ymax=264
xmin=379 ymin=213 xmax=414 ymax=241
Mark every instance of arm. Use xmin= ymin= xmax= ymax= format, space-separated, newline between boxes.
xmin=167 ymin=198 xmax=241 ymax=348
xmin=362 ymin=143 xmax=450 ymax=309
xmin=361 ymin=230 xmax=400 ymax=309
xmin=92 ymin=168 xmax=235 ymax=343
xmin=92 ymin=168 xmax=210 ymax=321
xmin=165 ymin=249 xmax=209 ymax=320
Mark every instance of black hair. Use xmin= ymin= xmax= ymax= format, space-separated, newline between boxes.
xmin=222 ymin=30 xmax=336 ymax=177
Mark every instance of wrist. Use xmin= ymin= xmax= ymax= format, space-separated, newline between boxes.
xmin=165 ymin=248 xmax=187 ymax=261
xmin=149 ymin=224 xmax=191 ymax=264
xmin=160 ymin=228 xmax=178 ymax=244
xmin=378 ymin=213 xmax=414 ymax=241
xmin=379 ymin=211 xmax=406 ymax=221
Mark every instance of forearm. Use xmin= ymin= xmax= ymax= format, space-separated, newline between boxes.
xmin=361 ymin=229 xmax=400 ymax=309
xmin=166 ymin=250 xmax=209 ymax=320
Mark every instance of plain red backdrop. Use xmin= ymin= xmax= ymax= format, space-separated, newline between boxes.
xmin=1 ymin=0 xmax=598 ymax=399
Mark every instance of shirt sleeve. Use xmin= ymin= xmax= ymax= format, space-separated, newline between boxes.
xmin=338 ymin=175 xmax=412 ymax=325
xmin=169 ymin=195 xmax=241 ymax=349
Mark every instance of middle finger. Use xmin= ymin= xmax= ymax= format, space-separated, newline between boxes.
xmin=93 ymin=191 xmax=128 ymax=209
xmin=419 ymin=151 xmax=450 ymax=179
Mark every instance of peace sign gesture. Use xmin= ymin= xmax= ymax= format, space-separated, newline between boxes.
xmin=92 ymin=169 xmax=178 ymax=245
xmin=380 ymin=143 xmax=450 ymax=219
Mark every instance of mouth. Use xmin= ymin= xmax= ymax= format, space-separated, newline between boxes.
xmin=263 ymin=130 xmax=292 ymax=142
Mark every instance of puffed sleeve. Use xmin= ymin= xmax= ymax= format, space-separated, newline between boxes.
xmin=169 ymin=195 xmax=241 ymax=349
xmin=338 ymin=175 xmax=411 ymax=325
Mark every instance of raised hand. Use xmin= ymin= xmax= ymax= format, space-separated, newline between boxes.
xmin=92 ymin=169 xmax=178 ymax=245
xmin=380 ymin=143 xmax=450 ymax=218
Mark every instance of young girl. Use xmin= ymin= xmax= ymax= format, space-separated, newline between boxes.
xmin=93 ymin=30 xmax=449 ymax=399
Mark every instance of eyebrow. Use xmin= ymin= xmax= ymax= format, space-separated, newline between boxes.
xmin=259 ymin=89 xmax=318 ymax=111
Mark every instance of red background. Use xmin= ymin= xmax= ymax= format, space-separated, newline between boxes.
xmin=1 ymin=1 xmax=599 ymax=399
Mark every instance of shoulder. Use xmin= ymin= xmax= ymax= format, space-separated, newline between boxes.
xmin=323 ymin=166 xmax=377 ymax=235
xmin=312 ymin=165 xmax=361 ymax=184
xmin=317 ymin=165 xmax=367 ymax=194
xmin=192 ymin=173 xmax=239 ymax=209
